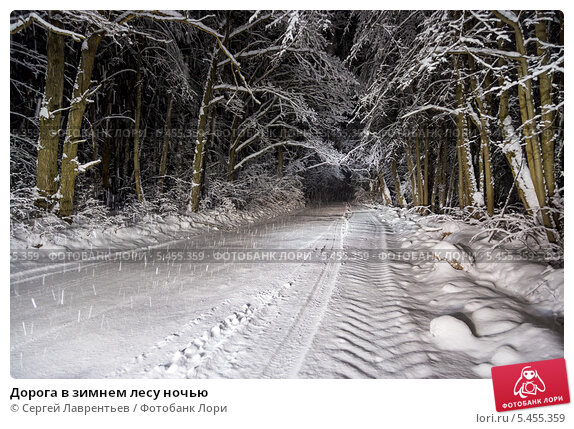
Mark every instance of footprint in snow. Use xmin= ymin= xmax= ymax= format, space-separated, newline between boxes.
xmin=441 ymin=283 xmax=462 ymax=293
xmin=429 ymin=315 xmax=479 ymax=351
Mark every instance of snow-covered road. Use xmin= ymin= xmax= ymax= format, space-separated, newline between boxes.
xmin=10 ymin=204 xmax=563 ymax=378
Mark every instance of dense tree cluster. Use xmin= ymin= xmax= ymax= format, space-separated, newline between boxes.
xmin=10 ymin=11 xmax=356 ymax=219
xmin=349 ymin=11 xmax=563 ymax=244
xmin=10 ymin=10 xmax=563 ymax=244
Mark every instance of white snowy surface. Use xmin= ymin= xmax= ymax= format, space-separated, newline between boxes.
xmin=10 ymin=199 xmax=303 ymax=253
xmin=10 ymin=204 xmax=563 ymax=378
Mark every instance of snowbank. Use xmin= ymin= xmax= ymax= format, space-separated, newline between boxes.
xmin=373 ymin=205 xmax=563 ymax=378
xmin=10 ymin=188 xmax=305 ymax=277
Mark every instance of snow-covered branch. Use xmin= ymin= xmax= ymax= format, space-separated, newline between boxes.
xmin=11 ymin=12 xmax=85 ymax=41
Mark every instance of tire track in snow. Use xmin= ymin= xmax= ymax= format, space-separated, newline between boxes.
xmin=298 ymin=210 xmax=435 ymax=378
xmin=257 ymin=209 xmax=350 ymax=378
xmin=147 ymin=278 xmax=298 ymax=378
xmin=138 ymin=205 xmax=351 ymax=378
xmin=107 ymin=299 xmax=231 ymax=378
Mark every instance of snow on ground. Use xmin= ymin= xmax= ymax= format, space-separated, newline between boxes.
xmin=378 ymin=207 xmax=563 ymax=377
xmin=11 ymin=196 xmax=305 ymax=252
xmin=10 ymin=196 xmax=304 ymax=278
xmin=10 ymin=204 xmax=563 ymax=378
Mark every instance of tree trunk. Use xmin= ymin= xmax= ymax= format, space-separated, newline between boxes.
xmin=447 ymin=159 xmax=456 ymax=209
xmin=58 ymin=33 xmax=102 ymax=218
xmin=36 ymin=29 xmax=65 ymax=210
xmin=226 ymin=115 xmax=240 ymax=182
xmin=405 ymin=138 xmax=417 ymax=206
xmin=516 ymin=59 xmax=546 ymax=211
xmin=277 ymin=145 xmax=284 ymax=178
xmin=158 ymin=92 xmax=173 ymax=192
xmin=190 ymin=48 xmax=219 ymax=212
xmin=453 ymin=55 xmax=479 ymax=208
xmin=454 ymin=64 xmax=466 ymax=209
xmin=496 ymin=12 xmax=554 ymax=239
xmin=481 ymin=132 xmax=494 ymax=215
xmin=498 ymin=81 xmax=539 ymax=214
xmin=391 ymin=156 xmax=405 ymax=207
xmin=200 ymin=105 xmax=217 ymax=199
xmin=467 ymin=55 xmax=494 ymax=215
xmin=495 ymin=13 xmax=555 ymax=241
xmin=456 ymin=142 xmax=465 ymax=208
xmin=496 ymin=29 xmax=535 ymax=214
xmin=414 ymin=133 xmax=424 ymax=206
xmin=369 ymin=178 xmax=377 ymax=203
xmin=377 ymin=170 xmax=392 ymax=205
xmin=535 ymin=12 xmax=556 ymax=203
xmin=439 ymin=128 xmax=448 ymax=210
xmin=133 ymin=48 xmax=144 ymax=203
xmin=175 ymin=113 xmax=186 ymax=188
xmin=101 ymin=99 xmax=112 ymax=192
xmin=123 ymin=133 xmax=131 ymax=185
xmin=430 ymin=131 xmax=442 ymax=212
xmin=423 ymin=127 xmax=429 ymax=206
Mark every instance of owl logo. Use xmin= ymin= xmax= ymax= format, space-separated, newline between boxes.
xmin=514 ymin=366 xmax=546 ymax=399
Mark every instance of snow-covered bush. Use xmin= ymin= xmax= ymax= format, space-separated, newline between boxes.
xmin=352 ymin=186 xmax=371 ymax=203
xmin=417 ymin=205 xmax=562 ymax=262
xmin=200 ymin=171 xmax=304 ymax=215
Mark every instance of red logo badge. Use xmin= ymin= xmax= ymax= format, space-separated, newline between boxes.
xmin=491 ymin=358 xmax=570 ymax=412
